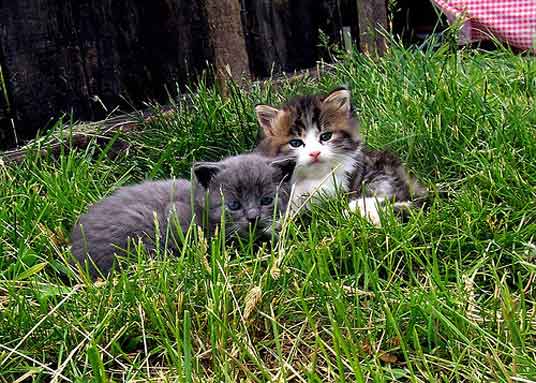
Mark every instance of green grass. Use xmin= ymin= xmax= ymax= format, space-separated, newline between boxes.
xmin=1 ymin=41 xmax=535 ymax=382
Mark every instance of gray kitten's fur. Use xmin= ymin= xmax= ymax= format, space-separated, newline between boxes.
xmin=254 ymin=87 xmax=427 ymax=225
xmin=71 ymin=153 xmax=295 ymax=277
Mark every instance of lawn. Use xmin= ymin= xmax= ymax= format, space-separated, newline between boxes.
xmin=0 ymin=40 xmax=535 ymax=382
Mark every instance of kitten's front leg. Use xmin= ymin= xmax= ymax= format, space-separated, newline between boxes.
xmin=348 ymin=197 xmax=385 ymax=227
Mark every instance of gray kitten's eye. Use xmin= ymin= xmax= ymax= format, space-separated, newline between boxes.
xmin=320 ymin=132 xmax=333 ymax=142
xmin=288 ymin=139 xmax=304 ymax=148
xmin=226 ymin=201 xmax=241 ymax=211
xmin=260 ymin=196 xmax=274 ymax=206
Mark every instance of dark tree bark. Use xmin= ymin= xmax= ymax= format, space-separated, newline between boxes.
xmin=357 ymin=0 xmax=388 ymax=55
xmin=241 ymin=0 xmax=359 ymax=78
xmin=0 ymin=0 xmax=212 ymax=150
xmin=203 ymin=0 xmax=250 ymax=82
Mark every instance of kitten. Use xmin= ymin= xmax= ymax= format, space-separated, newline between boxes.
xmin=71 ymin=153 xmax=296 ymax=277
xmin=254 ymin=87 xmax=426 ymax=225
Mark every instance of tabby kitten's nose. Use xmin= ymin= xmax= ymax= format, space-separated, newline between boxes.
xmin=309 ymin=151 xmax=321 ymax=159
xmin=247 ymin=208 xmax=260 ymax=223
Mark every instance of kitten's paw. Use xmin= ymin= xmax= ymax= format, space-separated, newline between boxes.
xmin=348 ymin=198 xmax=382 ymax=227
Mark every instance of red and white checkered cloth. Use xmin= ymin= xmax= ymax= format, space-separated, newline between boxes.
xmin=432 ymin=0 xmax=536 ymax=51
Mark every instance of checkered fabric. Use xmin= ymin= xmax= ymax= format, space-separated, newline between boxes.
xmin=432 ymin=0 xmax=536 ymax=51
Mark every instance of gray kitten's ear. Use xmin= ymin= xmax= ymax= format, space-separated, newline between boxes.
xmin=255 ymin=104 xmax=280 ymax=137
xmin=323 ymin=86 xmax=352 ymax=114
xmin=193 ymin=162 xmax=223 ymax=189
xmin=270 ymin=157 xmax=297 ymax=183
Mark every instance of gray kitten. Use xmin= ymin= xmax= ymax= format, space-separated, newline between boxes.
xmin=254 ymin=87 xmax=427 ymax=225
xmin=71 ymin=153 xmax=296 ymax=277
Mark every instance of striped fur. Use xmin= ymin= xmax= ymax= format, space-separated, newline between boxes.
xmin=255 ymin=87 xmax=427 ymax=225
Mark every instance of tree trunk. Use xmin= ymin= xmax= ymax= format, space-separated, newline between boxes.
xmin=357 ymin=0 xmax=388 ymax=55
xmin=0 ymin=0 xmax=212 ymax=150
xmin=202 ymin=0 xmax=251 ymax=95
xmin=241 ymin=0 xmax=359 ymax=78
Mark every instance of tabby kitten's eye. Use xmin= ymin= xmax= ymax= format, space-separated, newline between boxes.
xmin=260 ymin=196 xmax=274 ymax=206
xmin=320 ymin=132 xmax=333 ymax=142
xmin=226 ymin=201 xmax=242 ymax=211
xmin=289 ymin=139 xmax=304 ymax=148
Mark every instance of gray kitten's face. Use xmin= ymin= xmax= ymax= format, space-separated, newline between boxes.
xmin=194 ymin=154 xmax=295 ymax=239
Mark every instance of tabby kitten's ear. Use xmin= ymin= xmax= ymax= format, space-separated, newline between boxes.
xmin=323 ymin=87 xmax=352 ymax=115
xmin=193 ymin=162 xmax=223 ymax=189
xmin=270 ymin=157 xmax=297 ymax=183
xmin=255 ymin=104 xmax=280 ymax=137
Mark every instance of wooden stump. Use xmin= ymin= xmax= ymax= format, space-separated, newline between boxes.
xmin=357 ymin=0 xmax=389 ymax=55
xmin=202 ymin=0 xmax=251 ymax=95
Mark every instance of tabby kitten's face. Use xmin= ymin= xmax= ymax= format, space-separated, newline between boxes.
xmin=255 ymin=88 xmax=361 ymax=171
xmin=193 ymin=154 xmax=295 ymax=239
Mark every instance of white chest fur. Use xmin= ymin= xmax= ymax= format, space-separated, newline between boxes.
xmin=289 ymin=158 xmax=356 ymax=209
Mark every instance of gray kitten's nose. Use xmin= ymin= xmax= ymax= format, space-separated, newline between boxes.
xmin=247 ymin=208 xmax=260 ymax=224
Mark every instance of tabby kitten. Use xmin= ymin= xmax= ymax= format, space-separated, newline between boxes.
xmin=71 ymin=153 xmax=295 ymax=277
xmin=254 ymin=87 xmax=426 ymax=225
